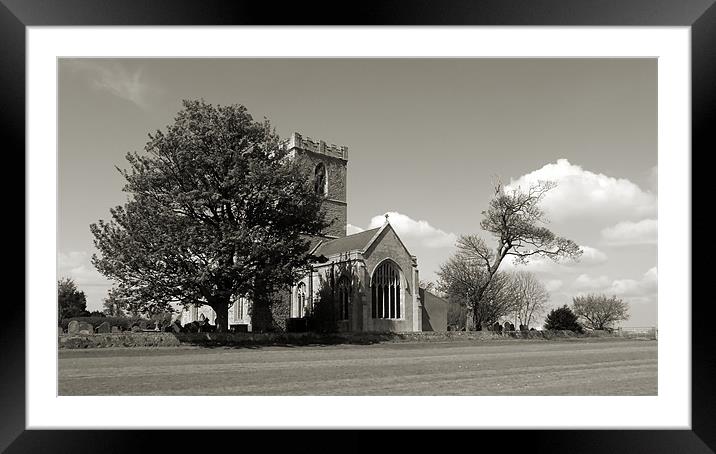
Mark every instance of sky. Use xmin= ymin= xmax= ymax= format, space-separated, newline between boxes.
xmin=58 ymin=58 xmax=657 ymax=327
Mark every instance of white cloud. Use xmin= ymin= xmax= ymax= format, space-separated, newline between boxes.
xmin=545 ymin=279 xmax=563 ymax=292
xmin=368 ymin=212 xmax=457 ymax=249
xmin=649 ymin=165 xmax=658 ymax=193
xmin=58 ymin=251 xmax=113 ymax=312
xmin=601 ymin=219 xmax=657 ymax=245
xmin=578 ymin=246 xmax=608 ymax=265
xmin=346 ymin=224 xmax=365 ymax=235
xmin=574 ymin=274 xmax=611 ymax=289
xmin=57 ymin=251 xmax=109 ymax=289
xmin=504 ymin=244 xmax=607 ymax=273
xmin=506 ymin=159 xmax=657 ymax=223
xmin=73 ymin=60 xmax=151 ymax=108
xmin=610 ymin=267 xmax=658 ymax=297
xmin=572 ymin=267 xmax=657 ymax=299
xmin=58 ymin=250 xmax=88 ymax=269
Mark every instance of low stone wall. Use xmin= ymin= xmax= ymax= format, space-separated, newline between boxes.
xmin=58 ymin=329 xmax=647 ymax=349
xmin=59 ymin=332 xmax=181 ymax=349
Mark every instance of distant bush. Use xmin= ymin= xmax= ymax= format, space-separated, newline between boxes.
xmin=59 ymin=316 xmax=150 ymax=332
xmin=544 ymin=305 xmax=583 ymax=333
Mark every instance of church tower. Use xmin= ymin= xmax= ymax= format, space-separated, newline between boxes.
xmin=281 ymin=132 xmax=348 ymax=239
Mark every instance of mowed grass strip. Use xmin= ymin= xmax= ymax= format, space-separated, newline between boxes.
xmin=58 ymin=339 xmax=656 ymax=396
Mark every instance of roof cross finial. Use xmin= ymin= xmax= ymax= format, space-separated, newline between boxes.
xmin=384 ymin=213 xmax=390 ymax=224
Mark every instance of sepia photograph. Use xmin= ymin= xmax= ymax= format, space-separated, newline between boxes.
xmin=56 ymin=57 xmax=659 ymax=397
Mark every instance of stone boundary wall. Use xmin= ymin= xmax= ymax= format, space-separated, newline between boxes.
xmin=59 ymin=333 xmax=182 ymax=349
xmin=58 ymin=329 xmax=655 ymax=349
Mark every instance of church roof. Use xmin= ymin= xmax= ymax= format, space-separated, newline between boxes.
xmin=313 ymin=227 xmax=381 ymax=257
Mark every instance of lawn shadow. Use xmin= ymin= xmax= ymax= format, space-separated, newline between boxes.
xmin=174 ymin=332 xmax=401 ymax=349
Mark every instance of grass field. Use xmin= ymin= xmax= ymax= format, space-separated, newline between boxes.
xmin=58 ymin=338 xmax=657 ymax=395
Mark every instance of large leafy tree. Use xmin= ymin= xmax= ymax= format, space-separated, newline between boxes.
xmin=58 ymin=277 xmax=89 ymax=323
xmin=439 ymin=180 xmax=581 ymax=330
xmin=572 ymin=293 xmax=629 ymax=330
xmin=91 ymin=100 xmax=329 ymax=332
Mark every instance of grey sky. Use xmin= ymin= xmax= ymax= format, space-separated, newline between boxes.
xmin=58 ymin=58 xmax=657 ymax=326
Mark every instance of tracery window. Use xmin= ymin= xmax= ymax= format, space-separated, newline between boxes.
xmin=296 ymin=282 xmax=308 ymax=317
xmin=371 ymin=261 xmax=401 ymax=319
xmin=232 ymin=297 xmax=249 ymax=321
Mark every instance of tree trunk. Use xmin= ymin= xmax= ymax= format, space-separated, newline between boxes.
xmin=250 ymin=298 xmax=273 ymax=333
xmin=470 ymin=306 xmax=483 ymax=331
xmin=210 ymin=299 xmax=230 ymax=333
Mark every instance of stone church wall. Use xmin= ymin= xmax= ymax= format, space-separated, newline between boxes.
xmin=321 ymin=198 xmax=347 ymax=238
xmin=363 ymin=227 xmax=419 ymax=332
xmin=420 ymin=289 xmax=448 ymax=332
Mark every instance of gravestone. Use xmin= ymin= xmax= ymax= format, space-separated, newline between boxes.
xmin=78 ymin=321 xmax=94 ymax=335
xmin=131 ymin=325 xmax=141 ymax=332
xmin=111 ymin=326 xmax=120 ymax=333
xmin=97 ymin=321 xmax=111 ymax=333
xmin=77 ymin=322 xmax=94 ymax=334
xmin=68 ymin=320 xmax=79 ymax=335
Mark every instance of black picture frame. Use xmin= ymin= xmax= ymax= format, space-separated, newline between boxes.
xmin=5 ymin=0 xmax=714 ymax=452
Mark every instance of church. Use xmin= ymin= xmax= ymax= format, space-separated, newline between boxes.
xmin=181 ymin=132 xmax=448 ymax=333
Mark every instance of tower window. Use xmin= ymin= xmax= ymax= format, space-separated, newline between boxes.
xmin=314 ymin=163 xmax=327 ymax=196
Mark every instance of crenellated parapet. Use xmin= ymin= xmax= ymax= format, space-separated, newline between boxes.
xmin=280 ymin=132 xmax=348 ymax=160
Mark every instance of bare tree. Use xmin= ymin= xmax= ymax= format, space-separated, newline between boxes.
xmin=437 ymin=256 xmax=518 ymax=330
xmin=446 ymin=297 xmax=467 ymax=330
xmin=511 ymin=271 xmax=549 ymax=329
xmin=572 ymin=294 xmax=629 ymax=330
xmin=420 ymin=280 xmax=438 ymax=293
xmin=444 ymin=180 xmax=581 ymax=330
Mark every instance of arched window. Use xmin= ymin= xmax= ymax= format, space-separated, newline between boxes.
xmin=371 ymin=261 xmax=401 ymax=319
xmin=233 ymin=296 xmax=249 ymax=321
xmin=314 ymin=163 xmax=327 ymax=196
xmin=296 ymin=282 xmax=307 ymax=317
xmin=337 ymin=276 xmax=350 ymax=320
